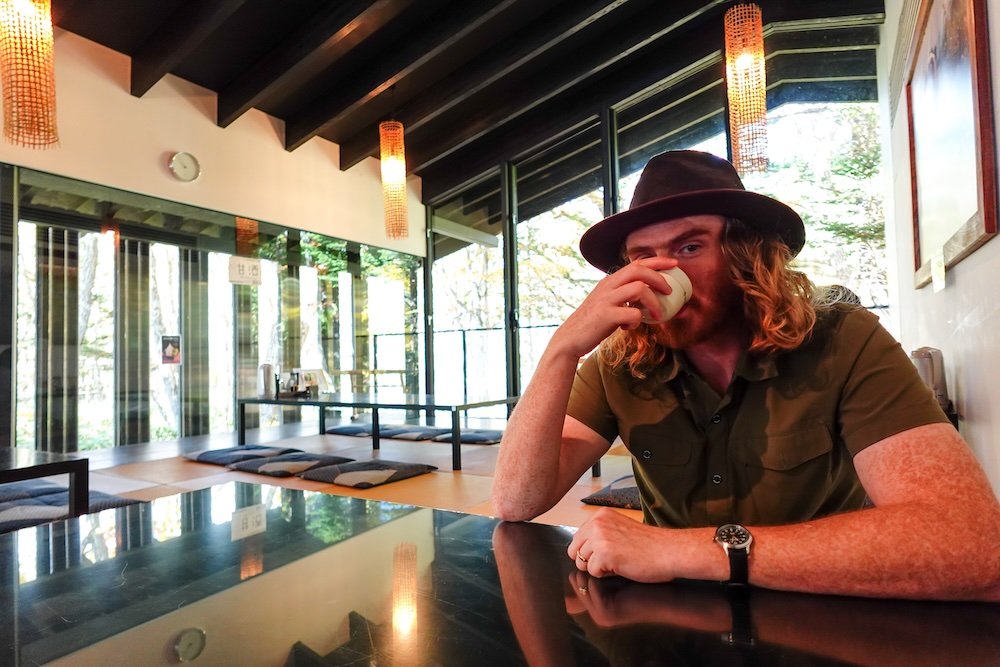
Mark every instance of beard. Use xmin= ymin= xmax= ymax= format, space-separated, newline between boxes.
xmin=652 ymin=287 xmax=744 ymax=350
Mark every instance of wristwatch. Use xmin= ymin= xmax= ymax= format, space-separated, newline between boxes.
xmin=715 ymin=523 xmax=753 ymax=585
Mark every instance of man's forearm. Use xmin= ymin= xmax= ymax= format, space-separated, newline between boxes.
xmin=732 ymin=425 xmax=998 ymax=600
xmin=492 ymin=344 xmax=586 ymax=521
xmin=742 ymin=500 xmax=1000 ymax=600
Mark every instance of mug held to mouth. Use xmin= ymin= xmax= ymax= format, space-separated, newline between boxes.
xmin=638 ymin=267 xmax=693 ymax=324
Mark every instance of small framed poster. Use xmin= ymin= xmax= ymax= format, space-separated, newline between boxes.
xmin=162 ymin=335 xmax=181 ymax=364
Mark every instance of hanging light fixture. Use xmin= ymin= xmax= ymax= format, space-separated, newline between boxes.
xmin=0 ymin=0 xmax=58 ymax=148
xmin=724 ymin=3 xmax=767 ymax=175
xmin=379 ymin=119 xmax=408 ymax=239
xmin=392 ymin=542 xmax=418 ymax=664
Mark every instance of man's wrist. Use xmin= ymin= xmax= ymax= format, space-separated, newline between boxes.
xmin=715 ymin=524 xmax=753 ymax=586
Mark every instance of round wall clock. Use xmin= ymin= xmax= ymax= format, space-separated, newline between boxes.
xmin=168 ymin=151 xmax=201 ymax=182
xmin=173 ymin=627 xmax=207 ymax=662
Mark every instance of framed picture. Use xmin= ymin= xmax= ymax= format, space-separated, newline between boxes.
xmin=906 ymin=0 xmax=997 ymax=287
xmin=161 ymin=335 xmax=181 ymax=364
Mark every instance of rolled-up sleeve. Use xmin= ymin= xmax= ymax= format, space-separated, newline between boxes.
xmin=567 ymin=355 xmax=620 ymax=443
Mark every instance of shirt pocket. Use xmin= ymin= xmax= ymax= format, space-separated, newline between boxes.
xmin=731 ymin=423 xmax=834 ymax=470
xmin=624 ymin=420 xmax=696 ymax=465
xmin=730 ymin=423 xmax=838 ymax=524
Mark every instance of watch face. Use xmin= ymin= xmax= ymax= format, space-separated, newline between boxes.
xmin=716 ymin=524 xmax=752 ymax=549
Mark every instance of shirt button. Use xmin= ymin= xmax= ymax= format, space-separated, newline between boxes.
xmin=712 ymin=474 xmax=723 ymax=484
xmin=710 ymin=414 xmax=722 ymax=424
xmin=641 ymin=450 xmax=652 ymax=459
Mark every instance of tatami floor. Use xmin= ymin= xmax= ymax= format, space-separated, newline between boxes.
xmin=67 ymin=422 xmax=641 ymax=528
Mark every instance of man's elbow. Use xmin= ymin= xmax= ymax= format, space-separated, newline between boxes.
xmin=491 ymin=492 xmax=541 ymax=523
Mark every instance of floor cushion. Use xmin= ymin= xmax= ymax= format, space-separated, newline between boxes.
xmin=325 ymin=424 xmax=374 ymax=437
xmin=581 ymin=475 xmax=641 ymax=510
xmin=184 ymin=445 xmax=303 ymax=466
xmin=431 ymin=429 xmax=503 ymax=444
xmin=227 ymin=452 xmax=355 ymax=477
xmin=299 ymin=460 xmax=437 ymax=489
xmin=385 ymin=426 xmax=452 ymax=440
xmin=326 ymin=424 xmax=446 ymax=439
xmin=327 ymin=423 xmax=495 ymax=442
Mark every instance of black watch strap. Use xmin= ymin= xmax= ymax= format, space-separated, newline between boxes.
xmin=724 ymin=587 xmax=754 ymax=646
xmin=727 ymin=544 xmax=749 ymax=585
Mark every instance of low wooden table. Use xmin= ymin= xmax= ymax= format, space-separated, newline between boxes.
xmin=0 ymin=447 xmax=90 ymax=517
xmin=237 ymin=392 xmax=519 ymax=470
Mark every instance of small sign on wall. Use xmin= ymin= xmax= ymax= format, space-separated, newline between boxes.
xmin=931 ymin=249 xmax=946 ymax=293
xmin=229 ymin=256 xmax=262 ymax=286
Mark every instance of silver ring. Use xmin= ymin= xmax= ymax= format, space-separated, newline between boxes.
xmin=578 ymin=586 xmax=589 ymax=594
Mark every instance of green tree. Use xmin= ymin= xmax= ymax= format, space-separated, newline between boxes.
xmin=754 ymin=103 xmax=887 ymax=306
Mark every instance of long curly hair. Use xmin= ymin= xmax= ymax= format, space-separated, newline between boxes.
xmin=598 ymin=217 xmax=818 ymax=381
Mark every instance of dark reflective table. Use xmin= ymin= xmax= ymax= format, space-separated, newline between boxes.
xmin=3 ymin=481 xmax=998 ymax=666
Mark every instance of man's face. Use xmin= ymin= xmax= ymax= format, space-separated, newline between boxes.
xmin=623 ymin=215 xmax=743 ymax=348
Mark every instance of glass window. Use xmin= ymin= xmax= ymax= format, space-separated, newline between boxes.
xmin=257 ymin=258 xmax=282 ymax=427
xmin=740 ymin=102 xmax=890 ymax=330
xmin=15 ymin=221 xmax=36 ymax=448
xmin=78 ymin=231 xmax=116 ymax=449
xmin=208 ymin=252 xmax=235 ymax=433
xmin=150 ymin=243 xmax=181 ymax=441
xmin=6 ymin=166 xmax=423 ymax=449
xmin=430 ymin=172 xmax=506 ymax=404
xmin=515 ymin=125 xmax=608 ymax=386
xmin=359 ymin=246 xmax=424 ymax=396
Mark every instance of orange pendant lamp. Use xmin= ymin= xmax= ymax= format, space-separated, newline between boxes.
xmin=0 ymin=0 xmax=58 ymax=147
xmin=724 ymin=3 xmax=767 ymax=175
xmin=379 ymin=119 xmax=408 ymax=239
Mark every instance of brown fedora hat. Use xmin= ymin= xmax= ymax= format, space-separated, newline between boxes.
xmin=579 ymin=150 xmax=804 ymax=273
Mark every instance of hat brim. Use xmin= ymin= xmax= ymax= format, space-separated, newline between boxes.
xmin=579 ymin=189 xmax=805 ymax=273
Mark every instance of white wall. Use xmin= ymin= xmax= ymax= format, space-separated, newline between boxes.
xmin=0 ymin=29 xmax=426 ymax=257
xmin=882 ymin=0 xmax=1000 ymax=493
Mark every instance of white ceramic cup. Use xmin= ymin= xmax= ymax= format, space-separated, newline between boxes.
xmin=638 ymin=267 xmax=693 ymax=324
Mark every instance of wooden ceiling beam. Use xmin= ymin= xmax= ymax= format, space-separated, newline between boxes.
xmin=130 ymin=0 xmax=247 ymax=97
xmin=337 ymin=0 xmax=642 ymax=171
xmin=283 ymin=0 xmax=522 ymax=152
xmin=217 ymin=0 xmax=400 ymax=128
xmin=405 ymin=0 xmax=728 ymax=176
xmin=418 ymin=19 xmax=726 ymax=204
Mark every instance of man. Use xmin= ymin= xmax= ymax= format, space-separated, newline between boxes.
xmin=492 ymin=150 xmax=1000 ymax=600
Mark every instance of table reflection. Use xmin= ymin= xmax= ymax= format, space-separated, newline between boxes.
xmin=3 ymin=483 xmax=431 ymax=666
xmin=4 ymin=487 xmax=999 ymax=666
xmin=493 ymin=521 xmax=1000 ymax=666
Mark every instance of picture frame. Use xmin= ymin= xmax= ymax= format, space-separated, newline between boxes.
xmin=906 ymin=0 xmax=997 ymax=287
xmin=161 ymin=335 xmax=181 ymax=365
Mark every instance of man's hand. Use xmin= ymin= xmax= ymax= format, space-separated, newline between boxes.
xmin=567 ymin=508 xmax=684 ymax=583
xmin=550 ymin=258 xmax=677 ymax=359
xmin=565 ymin=570 xmax=731 ymax=632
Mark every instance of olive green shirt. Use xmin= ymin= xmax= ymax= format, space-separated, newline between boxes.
xmin=567 ymin=305 xmax=950 ymax=528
